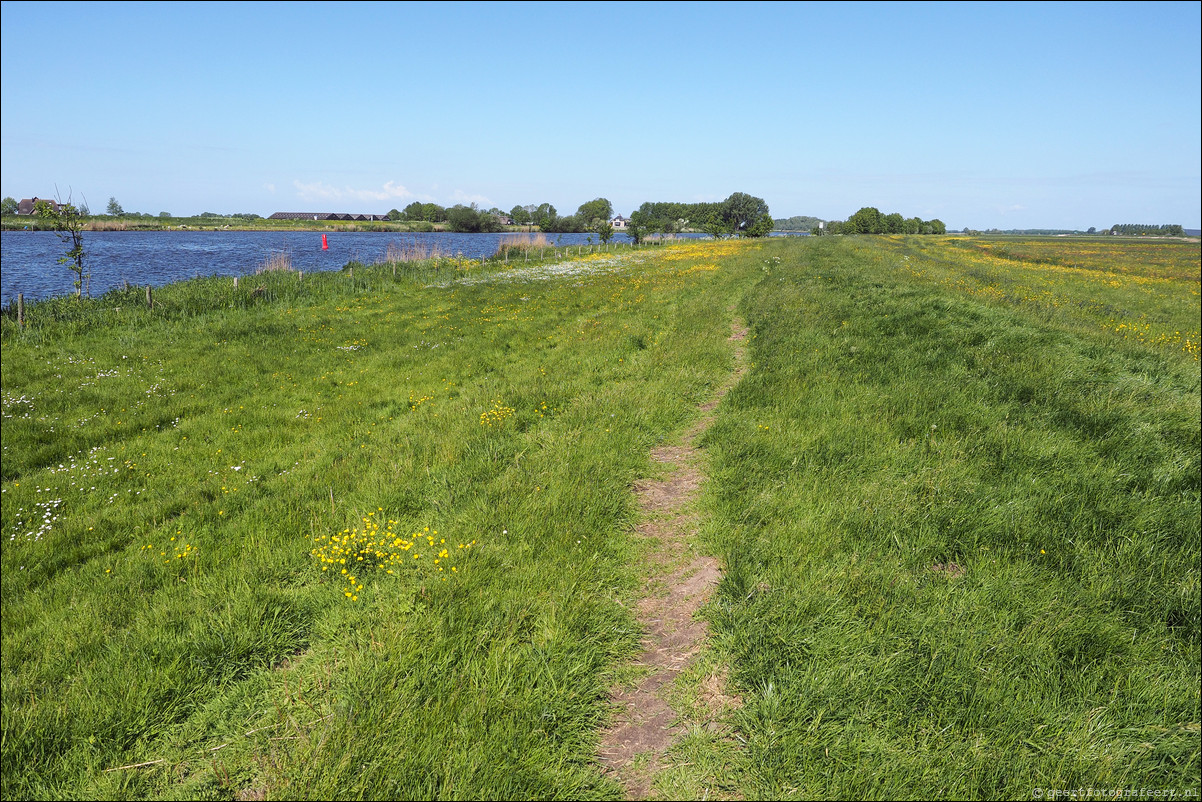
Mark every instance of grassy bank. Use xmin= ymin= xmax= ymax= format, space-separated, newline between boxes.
xmin=1 ymin=240 xmax=763 ymax=799
xmin=699 ymin=236 xmax=1200 ymax=798
xmin=2 ymin=235 xmax=1198 ymax=799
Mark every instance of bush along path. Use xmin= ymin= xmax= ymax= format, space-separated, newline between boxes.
xmin=598 ymin=315 xmax=750 ymax=800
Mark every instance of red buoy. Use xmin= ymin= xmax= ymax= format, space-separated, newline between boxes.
xmin=322 ymin=234 xmax=329 ymax=250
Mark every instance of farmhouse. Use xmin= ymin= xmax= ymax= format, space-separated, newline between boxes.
xmin=611 ymin=214 xmax=629 ymax=228
xmin=16 ymin=197 xmax=62 ymax=215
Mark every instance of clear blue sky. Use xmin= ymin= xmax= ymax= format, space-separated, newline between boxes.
xmin=3 ymin=1 xmax=1199 ymax=229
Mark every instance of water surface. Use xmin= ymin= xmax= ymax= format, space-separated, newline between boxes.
xmin=1 ymin=230 xmax=648 ymax=304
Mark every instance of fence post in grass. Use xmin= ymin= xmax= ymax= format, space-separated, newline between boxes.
xmin=17 ymin=293 xmax=24 ymax=328
xmin=146 ymin=285 xmax=153 ymax=309
xmin=234 ymin=275 xmax=238 ymax=289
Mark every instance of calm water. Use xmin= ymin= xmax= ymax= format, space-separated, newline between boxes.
xmin=0 ymin=230 xmax=648 ymax=304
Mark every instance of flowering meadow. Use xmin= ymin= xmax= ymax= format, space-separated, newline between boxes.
xmin=2 ymin=234 xmax=1198 ymax=799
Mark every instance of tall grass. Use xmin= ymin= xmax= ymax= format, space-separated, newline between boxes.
xmin=379 ymin=237 xmax=450 ymax=263
xmin=495 ymin=231 xmax=551 ymax=259
xmin=256 ymin=249 xmax=293 ymax=274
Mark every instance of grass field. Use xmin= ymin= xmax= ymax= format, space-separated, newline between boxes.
xmin=2 ymin=235 xmax=1198 ymax=799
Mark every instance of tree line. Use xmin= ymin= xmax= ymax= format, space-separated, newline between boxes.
xmin=816 ymin=207 xmax=946 ymax=236
xmin=624 ymin=193 xmax=773 ymax=242
xmin=1109 ymin=224 xmax=1186 ymax=236
xmin=388 ymin=192 xmax=774 ymax=241
xmin=388 ymin=198 xmax=616 ymax=235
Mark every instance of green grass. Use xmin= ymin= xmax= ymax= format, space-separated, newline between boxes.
xmin=699 ymin=236 xmax=1200 ymax=798
xmin=2 ymin=241 xmax=765 ymax=799
xmin=2 ymin=235 xmax=1198 ymax=800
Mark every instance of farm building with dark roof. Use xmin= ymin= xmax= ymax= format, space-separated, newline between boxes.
xmin=269 ymin=212 xmax=388 ymax=221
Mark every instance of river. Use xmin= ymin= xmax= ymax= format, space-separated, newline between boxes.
xmin=0 ymin=229 xmax=656 ymax=304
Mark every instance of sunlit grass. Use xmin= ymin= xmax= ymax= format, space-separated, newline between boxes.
xmin=698 ymin=235 xmax=1200 ymax=799
xmin=3 ymin=234 xmax=1197 ymax=799
xmin=1 ymin=238 xmax=763 ymax=799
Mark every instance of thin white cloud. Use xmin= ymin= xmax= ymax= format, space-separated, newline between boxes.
xmin=264 ymin=183 xmax=276 ymax=193
xmin=451 ymin=189 xmax=492 ymax=207
xmin=292 ymin=180 xmax=414 ymax=204
xmin=997 ymin=204 xmax=1026 ymax=214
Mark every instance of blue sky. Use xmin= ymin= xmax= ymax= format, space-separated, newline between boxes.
xmin=2 ymin=1 xmax=1199 ymax=229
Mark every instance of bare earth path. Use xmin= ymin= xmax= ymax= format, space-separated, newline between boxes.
xmin=597 ymin=316 xmax=750 ymax=799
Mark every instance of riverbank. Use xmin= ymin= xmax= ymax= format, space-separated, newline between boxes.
xmin=1 ymin=229 xmax=661 ymax=304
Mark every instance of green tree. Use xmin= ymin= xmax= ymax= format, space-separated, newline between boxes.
xmin=883 ymin=212 xmax=905 ymax=234
xmin=702 ymin=213 xmax=732 ymax=239
xmin=721 ymin=192 xmax=770 ymax=234
xmin=36 ymin=198 xmax=88 ymax=298
xmin=159 ymin=211 xmax=172 ymax=218
xmin=575 ymin=198 xmax=614 ymax=228
xmin=542 ymin=214 xmax=580 ymax=234
xmin=531 ymin=203 xmax=557 ymax=229
xmin=509 ymin=205 xmax=531 ymax=226
xmin=387 ymin=208 xmax=403 ymax=221
xmin=626 ymin=211 xmax=651 ymax=244
xmin=1 ymin=196 xmax=17 ymax=216
xmin=447 ymin=204 xmax=483 ymax=232
xmin=596 ymin=220 xmax=615 ymax=244
xmin=106 ymin=196 xmax=124 ymax=216
xmin=742 ymin=213 xmax=775 ymax=238
xmin=420 ymin=203 xmax=447 ymax=223
xmin=847 ymin=207 xmax=882 ymax=234
xmin=480 ymin=211 xmax=504 ymax=233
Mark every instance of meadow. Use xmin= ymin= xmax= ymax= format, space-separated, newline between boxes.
xmin=1 ymin=235 xmax=1198 ymax=799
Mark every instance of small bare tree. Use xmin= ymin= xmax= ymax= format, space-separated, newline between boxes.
xmin=37 ymin=194 xmax=89 ymax=298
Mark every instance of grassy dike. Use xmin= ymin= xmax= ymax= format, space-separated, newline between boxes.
xmin=699 ymin=237 xmax=1200 ymax=798
xmin=1 ymin=241 xmax=762 ymax=799
xmin=2 ymin=235 xmax=1198 ymax=799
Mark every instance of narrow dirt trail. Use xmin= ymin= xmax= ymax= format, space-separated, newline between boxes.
xmin=597 ymin=317 xmax=750 ymax=800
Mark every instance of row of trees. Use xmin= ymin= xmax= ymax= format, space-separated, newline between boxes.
xmin=389 ymin=198 xmax=618 ymax=235
xmin=386 ymin=193 xmax=774 ymax=240
xmin=816 ymin=207 xmax=946 ymax=236
xmin=1 ymin=196 xmax=266 ymax=221
xmin=1109 ymin=224 xmax=1186 ymax=236
xmin=624 ymin=193 xmax=773 ymax=242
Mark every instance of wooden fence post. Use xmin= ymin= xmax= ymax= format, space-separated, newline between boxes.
xmin=234 ymin=275 xmax=238 ymax=289
xmin=146 ymin=285 xmax=153 ymax=309
xmin=17 ymin=293 xmax=24 ymax=328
